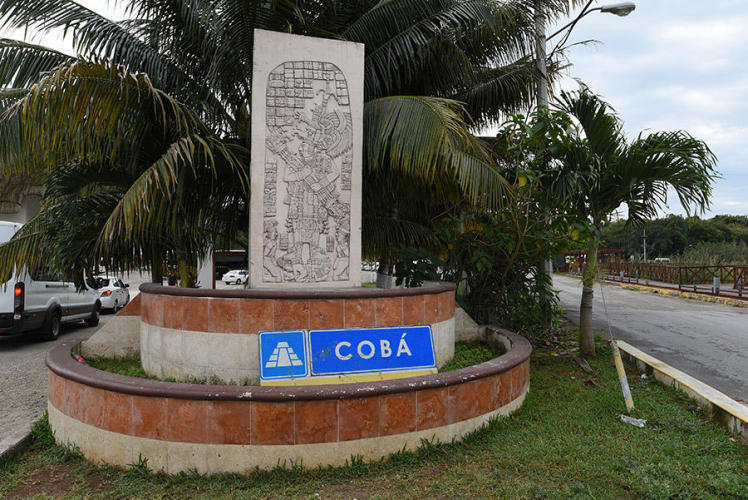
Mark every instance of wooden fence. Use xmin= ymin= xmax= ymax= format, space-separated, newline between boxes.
xmin=601 ymin=262 xmax=747 ymax=290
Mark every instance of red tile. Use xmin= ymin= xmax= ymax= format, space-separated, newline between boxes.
xmin=402 ymin=296 xmax=425 ymax=326
xmin=339 ymin=397 xmax=379 ymax=441
xmin=416 ymin=388 xmax=448 ymax=430
xmin=81 ymin=386 xmax=108 ymax=428
xmin=183 ymin=297 xmax=210 ymax=332
xmin=167 ymin=399 xmax=209 ymax=443
xmin=210 ymin=298 xmax=240 ymax=333
xmin=344 ymin=299 xmax=375 ymax=328
xmin=511 ymin=365 xmax=523 ymax=399
xmin=448 ymin=381 xmax=480 ymax=423
xmin=375 ymin=297 xmax=402 ymax=327
xmin=424 ymin=294 xmax=439 ymax=324
xmin=47 ymin=372 xmax=62 ymax=411
xmin=103 ymin=391 xmax=132 ymax=434
xmin=310 ymin=300 xmax=344 ymax=330
xmin=239 ymin=299 xmax=274 ymax=333
xmin=162 ymin=296 xmax=184 ymax=330
xmin=295 ymin=400 xmax=338 ymax=444
xmin=438 ymin=292 xmax=454 ymax=322
xmin=147 ymin=294 xmax=164 ymax=327
xmin=140 ymin=293 xmax=151 ymax=323
xmin=251 ymin=402 xmax=294 ymax=445
xmin=498 ymin=371 xmax=512 ymax=407
xmin=379 ymin=393 xmax=416 ymax=436
xmin=208 ymin=401 xmax=251 ymax=445
xmin=64 ymin=380 xmax=83 ymax=420
xmin=473 ymin=376 xmax=499 ymax=415
xmin=274 ymin=300 xmax=310 ymax=331
xmin=131 ymin=395 xmax=168 ymax=440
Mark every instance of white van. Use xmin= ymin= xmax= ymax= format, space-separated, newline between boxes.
xmin=0 ymin=221 xmax=101 ymax=340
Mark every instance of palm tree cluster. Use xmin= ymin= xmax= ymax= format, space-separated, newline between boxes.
xmin=550 ymin=90 xmax=717 ymax=356
xmin=0 ymin=0 xmax=584 ymax=284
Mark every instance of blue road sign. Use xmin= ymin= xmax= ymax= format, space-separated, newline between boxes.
xmin=259 ymin=330 xmax=309 ymax=381
xmin=308 ymin=326 xmax=436 ymax=376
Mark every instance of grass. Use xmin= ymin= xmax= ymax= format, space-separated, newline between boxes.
xmin=4 ymin=330 xmax=747 ymax=498
xmin=441 ymin=340 xmax=504 ymax=371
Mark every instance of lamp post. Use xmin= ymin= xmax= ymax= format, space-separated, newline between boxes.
xmin=535 ymin=2 xmax=636 ymax=111
xmin=535 ymin=1 xmax=636 ymax=275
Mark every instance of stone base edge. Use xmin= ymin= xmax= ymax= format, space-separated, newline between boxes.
xmin=0 ymin=426 xmax=31 ymax=460
xmin=618 ymin=341 xmax=747 ymax=443
xmin=48 ymin=384 xmax=528 ymax=474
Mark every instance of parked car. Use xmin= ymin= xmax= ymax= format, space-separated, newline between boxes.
xmin=215 ymin=265 xmax=230 ymax=280
xmin=94 ymin=275 xmax=130 ymax=313
xmin=0 ymin=221 xmax=101 ymax=340
xmin=222 ymin=269 xmax=248 ymax=285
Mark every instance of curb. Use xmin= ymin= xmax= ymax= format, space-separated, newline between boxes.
xmin=0 ymin=426 xmax=31 ymax=461
xmin=614 ymin=281 xmax=747 ymax=308
xmin=618 ymin=341 xmax=748 ymax=444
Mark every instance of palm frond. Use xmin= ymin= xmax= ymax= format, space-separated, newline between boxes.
xmin=364 ymin=95 xmax=508 ymax=208
xmin=0 ymin=39 xmax=73 ymax=88
xmin=0 ymin=60 xmax=201 ymax=175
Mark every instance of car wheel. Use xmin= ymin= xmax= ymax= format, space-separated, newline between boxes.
xmin=85 ymin=305 xmax=100 ymax=327
xmin=40 ymin=310 xmax=61 ymax=341
xmin=236 ymin=279 xmax=241 ymax=285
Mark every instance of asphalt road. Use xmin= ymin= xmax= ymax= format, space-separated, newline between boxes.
xmin=0 ymin=271 xmax=154 ymax=444
xmin=554 ymin=275 xmax=748 ymax=402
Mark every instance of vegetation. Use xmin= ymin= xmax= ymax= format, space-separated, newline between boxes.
xmin=4 ymin=335 xmax=746 ymax=498
xmin=546 ymin=90 xmax=717 ymax=357
xmin=601 ymin=214 xmax=748 ymax=264
xmin=0 ymin=0 xmax=586 ymax=286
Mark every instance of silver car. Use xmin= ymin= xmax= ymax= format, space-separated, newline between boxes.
xmin=95 ymin=276 xmax=130 ymax=312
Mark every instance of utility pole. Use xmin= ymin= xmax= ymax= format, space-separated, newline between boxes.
xmin=642 ymin=228 xmax=647 ymax=262
xmin=535 ymin=3 xmax=553 ymax=277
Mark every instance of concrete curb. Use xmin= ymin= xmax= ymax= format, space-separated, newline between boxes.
xmin=618 ymin=341 xmax=748 ymax=443
xmin=0 ymin=426 xmax=31 ymax=461
xmin=615 ymin=282 xmax=747 ymax=308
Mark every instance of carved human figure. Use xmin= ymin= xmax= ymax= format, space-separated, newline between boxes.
xmin=265 ymin=87 xmax=351 ymax=282
xmin=262 ymin=219 xmax=282 ymax=282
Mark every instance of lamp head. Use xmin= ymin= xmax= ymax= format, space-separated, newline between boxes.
xmin=600 ymin=2 xmax=636 ymax=16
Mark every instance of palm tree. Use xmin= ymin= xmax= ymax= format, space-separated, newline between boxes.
xmin=554 ymin=90 xmax=717 ymax=357
xmin=0 ymin=0 xmax=582 ymax=284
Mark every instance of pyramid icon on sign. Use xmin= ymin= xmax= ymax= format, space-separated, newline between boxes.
xmin=265 ymin=341 xmax=304 ymax=368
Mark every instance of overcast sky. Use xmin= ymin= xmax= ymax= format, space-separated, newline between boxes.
xmin=2 ymin=1 xmax=745 ymax=217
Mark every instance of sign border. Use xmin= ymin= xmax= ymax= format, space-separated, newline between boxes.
xmin=258 ymin=330 xmax=310 ymax=381
xmin=308 ymin=325 xmax=436 ymax=376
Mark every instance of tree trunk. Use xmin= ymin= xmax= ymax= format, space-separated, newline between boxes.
xmin=579 ymin=238 xmax=599 ymax=357
xmin=178 ymin=257 xmax=193 ymax=288
xmin=151 ymin=246 xmax=163 ymax=284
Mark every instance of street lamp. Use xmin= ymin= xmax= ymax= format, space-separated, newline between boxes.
xmin=536 ymin=2 xmax=637 ymax=109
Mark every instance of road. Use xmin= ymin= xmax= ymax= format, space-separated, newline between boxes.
xmin=554 ymin=275 xmax=748 ymax=402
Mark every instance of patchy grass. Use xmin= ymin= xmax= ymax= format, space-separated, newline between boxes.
xmin=5 ymin=333 xmax=747 ymax=499
xmin=86 ymin=357 xmax=147 ymax=378
xmin=441 ymin=340 xmax=504 ymax=371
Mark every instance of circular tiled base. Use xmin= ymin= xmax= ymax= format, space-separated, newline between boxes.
xmin=46 ymin=329 xmax=531 ymax=473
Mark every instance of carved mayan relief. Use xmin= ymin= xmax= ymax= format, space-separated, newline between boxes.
xmin=262 ymin=61 xmax=353 ymax=283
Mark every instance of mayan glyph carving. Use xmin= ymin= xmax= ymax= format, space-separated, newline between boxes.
xmin=262 ymin=61 xmax=353 ymax=283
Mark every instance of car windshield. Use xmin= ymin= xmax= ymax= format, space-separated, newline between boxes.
xmin=97 ymin=278 xmax=110 ymax=287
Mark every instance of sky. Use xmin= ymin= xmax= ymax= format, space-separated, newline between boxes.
xmin=549 ymin=0 xmax=748 ymax=217
xmin=1 ymin=0 xmax=746 ymax=218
